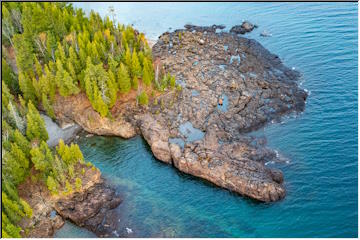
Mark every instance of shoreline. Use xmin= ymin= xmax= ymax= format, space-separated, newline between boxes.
xmin=29 ymin=24 xmax=307 ymax=237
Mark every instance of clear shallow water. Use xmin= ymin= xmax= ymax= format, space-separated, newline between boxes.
xmin=61 ymin=2 xmax=357 ymax=237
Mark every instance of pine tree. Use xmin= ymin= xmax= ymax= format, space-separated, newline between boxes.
xmin=117 ymin=63 xmax=131 ymax=93
xmin=2 ymin=58 xmax=20 ymax=95
xmin=131 ymin=49 xmax=142 ymax=77
xmin=71 ymin=143 xmax=84 ymax=163
xmin=13 ymin=34 xmax=34 ymax=74
xmin=2 ymin=192 xmax=24 ymax=224
xmin=30 ymin=141 xmax=52 ymax=172
xmin=2 ymin=212 xmax=22 ymax=238
xmin=93 ymin=86 xmax=109 ymax=117
xmin=132 ymin=76 xmax=139 ymax=90
xmin=138 ymin=91 xmax=149 ymax=106
xmin=51 ymin=155 xmax=66 ymax=184
xmin=124 ymin=46 xmax=132 ymax=68
xmin=68 ymin=46 xmax=80 ymax=73
xmin=34 ymin=57 xmax=43 ymax=79
xmin=55 ymin=42 xmax=66 ymax=63
xmin=46 ymin=31 xmax=57 ymax=61
xmin=46 ymin=176 xmax=58 ymax=194
xmin=55 ymin=59 xmax=80 ymax=96
xmin=8 ymin=143 xmax=29 ymax=184
xmin=26 ymin=101 xmax=48 ymax=142
xmin=107 ymin=69 xmax=118 ymax=107
xmin=18 ymin=72 xmax=37 ymax=104
xmin=20 ymin=199 xmax=32 ymax=218
xmin=64 ymin=180 xmax=73 ymax=195
xmin=42 ymin=93 xmax=56 ymax=120
xmin=43 ymin=65 xmax=57 ymax=101
xmin=108 ymin=56 xmax=118 ymax=74
xmin=13 ymin=130 xmax=30 ymax=158
xmin=142 ymin=57 xmax=154 ymax=87
xmin=2 ymin=81 xmax=13 ymax=111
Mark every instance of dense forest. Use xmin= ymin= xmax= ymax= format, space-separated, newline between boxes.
xmin=1 ymin=2 xmax=175 ymax=237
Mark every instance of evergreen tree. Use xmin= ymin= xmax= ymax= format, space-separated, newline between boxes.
xmin=42 ymin=93 xmax=56 ymax=120
xmin=2 ymin=81 xmax=13 ymax=111
xmin=131 ymin=49 xmax=142 ymax=77
xmin=20 ymin=199 xmax=33 ymax=218
xmin=143 ymin=57 xmax=155 ymax=87
xmin=124 ymin=46 xmax=132 ymax=68
xmin=13 ymin=130 xmax=31 ymax=158
xmin=18 ymin=72 xmax=37 ymax=104
xmin=138 ymin=91 xmax=149 ymax=106
xmin=13 ymin=34 xmax=34 ymax=74
xmin=26 ymin=101 xmax=48 ymax=142
xmin=30 ymin=144 xmax=48 ymax=172
xmin=132 ymin=76 xmax=139 ymax=90
xmin=64 ymin=180 xmax=73 ymax=194
xmin=55 ymin=59 xmax=80 ymax=96
xmin=2 ymin=211 xmax=22 ymax=238
xmin=117 ymin=63 xmax=131 ymax=93
xmin=8 ymin=143 xmax=29 ymax=184
xmin=2 ymin=58 xmax=20 ymax=95
xmin=2 ymin=191 xmax=24 ymax=224
xmin=107 ymin=69 xmax=118 ymax=107
xmin=46 ymin=176 xmax=58 ymax=194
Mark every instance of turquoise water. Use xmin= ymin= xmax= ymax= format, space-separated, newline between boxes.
xmin=62 ymin=2 xmax=357 ymax=237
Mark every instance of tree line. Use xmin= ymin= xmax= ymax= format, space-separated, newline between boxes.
xmin=2 ymin=80 xmax=97 ymax=238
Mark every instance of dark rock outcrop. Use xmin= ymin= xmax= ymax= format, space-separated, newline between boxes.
xmin=18 ymin=167 xmax=121 ymax=237
xmin=230 ymin=21 xmax=258 ymax=34
xmin=54 ymin=180 xmax=122 ymax=237
xmin=184 ymin=24 xmax=226 ymax=33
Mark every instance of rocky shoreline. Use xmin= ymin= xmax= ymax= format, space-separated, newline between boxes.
xmin=17 ymin=166 xmax=121 ymax=237
xmin=52 ymin=24 xmax=306 ymax=203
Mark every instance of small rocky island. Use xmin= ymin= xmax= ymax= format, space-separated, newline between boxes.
xmin=53 ymin=24 xmax=307 ymax=203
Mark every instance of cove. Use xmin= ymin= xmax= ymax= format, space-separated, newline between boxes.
xmin=55 ymin=135 xmax=279 ymax=237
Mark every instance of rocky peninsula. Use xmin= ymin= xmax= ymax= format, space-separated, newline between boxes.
xmin=52 ymin=25 xmax=307 ymax=203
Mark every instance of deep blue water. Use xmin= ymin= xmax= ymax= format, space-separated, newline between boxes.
xmin=59 ymin=2 xmax=357 ymax=237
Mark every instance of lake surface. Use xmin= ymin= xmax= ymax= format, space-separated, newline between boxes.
xmin=60 ymin=2 xmax=357 ymax=237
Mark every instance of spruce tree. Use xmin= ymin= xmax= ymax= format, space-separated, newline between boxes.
xmin=2 ymin=58 xmax=20 ymax=95
xmin=18 ymin=72 xmax=37 ymax=104
xmin=117 ymin=63 xmax=131 ymax=93
xmin=132 ymin=76 xmax=139 ymax=90
xmin=42 ymin=93 xmax=56 ymax=120
xmin=131 ymin=49 xmax=142 ymax=77
xmin=46 ymin=176 xmax=58 ymax=194
xmin=138 ymin=91 xmax=149 ymax=106
xmin=55 ymin=60 xmax=80 ymax=96
xmin=13 ymin=130 xmax=31 ymax=158
xmin=124 ymin=46 xmax=132 ymax=68
xmin=26 ymin=101 xmax=48 ymax=142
